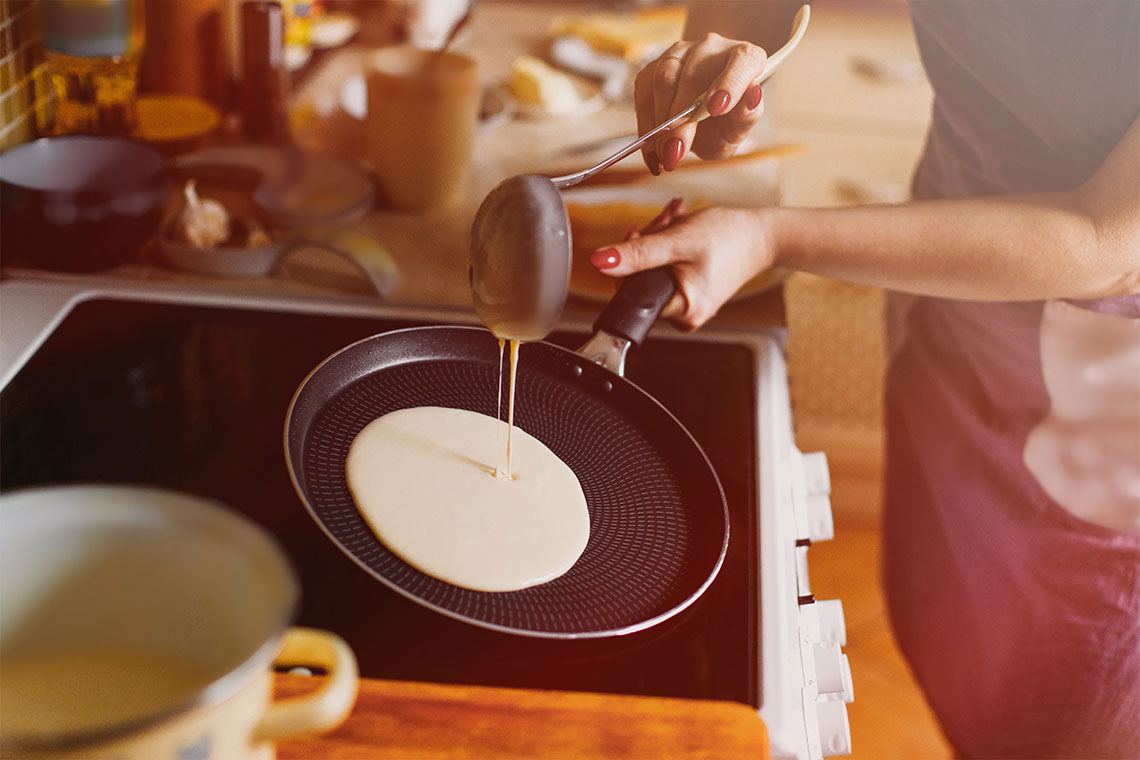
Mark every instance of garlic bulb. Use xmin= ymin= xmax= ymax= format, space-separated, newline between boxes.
xmin=177 ymin=180 xmax=230 ymax=249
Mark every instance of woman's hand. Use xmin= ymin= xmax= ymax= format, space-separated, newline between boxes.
xmin=593 ymin=204 xmax=776 ymax=331
xmin=636 ymin=34 xmax=768 ymax=174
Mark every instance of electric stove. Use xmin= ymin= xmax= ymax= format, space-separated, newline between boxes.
xmin=0 ymin=279 xmax=852 ymax=758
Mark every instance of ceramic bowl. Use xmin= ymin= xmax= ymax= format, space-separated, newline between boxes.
xmin=0 ymin=136 xmax=169 ymax=272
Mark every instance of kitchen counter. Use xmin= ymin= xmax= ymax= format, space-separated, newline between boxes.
xmin=2 ymin=2 xmax=786 ymax=330
xmin=274 ymin=673 xmax=770 ymax=759
xmin=284 ymin=0 xmax=788 ymax=328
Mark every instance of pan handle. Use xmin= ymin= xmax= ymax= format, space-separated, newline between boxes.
xmin=580 ymin=267 xmax=676 ymax=376
xmin=592 ymin=267 xmax=676 ymax=346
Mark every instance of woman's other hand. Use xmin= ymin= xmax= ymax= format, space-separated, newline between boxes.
xmin=592 ymin=203 xmax=775 ymax=331
xmin=635 ymin=34 xmax=768 ymax=174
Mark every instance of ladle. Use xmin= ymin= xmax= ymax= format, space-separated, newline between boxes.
xmin=469 ymin=4 xmax=811 ymax=342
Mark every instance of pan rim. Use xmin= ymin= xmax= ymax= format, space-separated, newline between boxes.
xmin=283 ymin=324 xmax=729 ymax=639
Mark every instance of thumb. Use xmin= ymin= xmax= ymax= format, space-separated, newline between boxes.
xmin=590 ymin=226 xmax=688 ymax=278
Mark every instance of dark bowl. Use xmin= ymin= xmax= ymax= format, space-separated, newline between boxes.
xmin=0 ymin=136 xmax=170 ymax=272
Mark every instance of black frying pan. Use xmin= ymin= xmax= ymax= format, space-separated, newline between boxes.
xmin=284 ymin=269 xmax=728 ymax=639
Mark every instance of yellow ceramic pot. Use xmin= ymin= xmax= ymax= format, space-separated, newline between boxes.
xmin=0 ymin=485 xmax=358 ymax=759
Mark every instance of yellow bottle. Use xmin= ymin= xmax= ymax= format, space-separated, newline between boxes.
xmin=41 ymin=0 xmax=146 ymax=136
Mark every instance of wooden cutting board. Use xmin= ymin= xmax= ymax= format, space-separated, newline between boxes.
xmin=275 ymin=674 xmax=770 ymax=759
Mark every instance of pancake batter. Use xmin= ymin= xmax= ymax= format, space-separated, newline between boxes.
xmin=346 ymin=406 xmax=589 ymax=592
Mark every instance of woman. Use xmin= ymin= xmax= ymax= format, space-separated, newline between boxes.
xmin=593 ymin=2 xmax=1140 ymax=757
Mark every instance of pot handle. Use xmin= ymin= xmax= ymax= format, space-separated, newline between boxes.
xmin=592 ymin=267 xmax=677 ymax=346
xmin=253 ymin=626 xmax=359 ymax=743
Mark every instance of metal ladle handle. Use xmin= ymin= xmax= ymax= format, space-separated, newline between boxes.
xmin=550 ymin=3 xmax=811 ymax=190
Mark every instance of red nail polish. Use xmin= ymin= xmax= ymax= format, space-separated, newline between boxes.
xmin=708 ymin=89 xmax=731 ymax=116
xmin=591 ymin=248 xmax=621 ymax=270
xmin=745 ymin=84 xmax=763 ymax=110
xmin=663 ymin=138 xmax=684 ymax=171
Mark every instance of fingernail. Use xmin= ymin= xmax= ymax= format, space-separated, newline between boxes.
xmin=745 ymin=84 xmax=763 ymax=111
xmin=654 ymin=162 xmax=664 ymax=176
xmin=591 ymin=248 xmax=621 ymax=270
xmin=663 ymin=138 xmax=684 ymax=171
xmin=708 ymin=89 xmax=731 ymax=116
xmin=648 ymin=153 xmax=661 ymax=176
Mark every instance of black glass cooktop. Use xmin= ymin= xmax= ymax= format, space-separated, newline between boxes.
xmin=0 ymin=298 xmax=760 ymax=707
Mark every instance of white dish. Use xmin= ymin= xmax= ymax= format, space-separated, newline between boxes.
xmin=157 ymin=227 xmax=398 ymax=298
xmin=311 ymin=12 xmax=361 ymax=50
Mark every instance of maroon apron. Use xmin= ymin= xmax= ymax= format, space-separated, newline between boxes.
xmin=883 ymin=2 xmax=1139 ymax=756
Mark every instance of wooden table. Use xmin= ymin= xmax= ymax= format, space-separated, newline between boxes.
xmin=274 ymin=674 xmax=770 ymax=759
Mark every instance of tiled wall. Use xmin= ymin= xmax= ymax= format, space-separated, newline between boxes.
xmin=0 ymin=0 xmax=51 ymax=151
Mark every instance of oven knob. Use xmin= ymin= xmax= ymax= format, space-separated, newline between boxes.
xmin=816 ymin=700 xmax=852 ymax=756
xmin=801 ymin=598 xmax=847 ymax=647
xmin=801 ymin=451 xmax=833 ymax=542
xmin=812 ymin=640 xmax=854 ymax=703
xmin=816 ymin=598 xmax=847 ymax=646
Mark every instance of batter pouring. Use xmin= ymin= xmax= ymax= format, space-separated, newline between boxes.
xmin=346 ymin=405 xmax=589 ymax=592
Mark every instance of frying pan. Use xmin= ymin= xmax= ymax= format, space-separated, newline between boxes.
xmin=284 ymin=269 xmax=728 ymax=639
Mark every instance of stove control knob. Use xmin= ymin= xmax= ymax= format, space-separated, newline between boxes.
xmin=801 ymin=598 xmax=847 ymax=647
xmin=816 ymin=598 xmax=847 ymax=646
xmin=801 ymin=451 xmax=833 ymax=542
xmin=816 ymin=700 xmax=852 ymax=756
xmin=812 ymin=640 xmax=854 ymax=703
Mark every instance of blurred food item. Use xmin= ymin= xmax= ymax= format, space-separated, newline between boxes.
xmin=246 ymin=221 xmax=272 ymax=248
xmin=550 ymin=6 xmax=685 ymax=63
xmin=508 ymin=55 xmax=603 ymax=118
xmin=310 ymin=11 xmax=361 ymax=49
xmin=509 ymin=55 xmax=583 ymax=115
xmin=41 ymin=0 xmax=146 ymax=136
xmin=135 ymin=95 xmax=221 ymax=151
xmin=176 ymin=180 xmax=230 ymax=249
xmin=171 ymin=179 xmax=280 ymax=250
